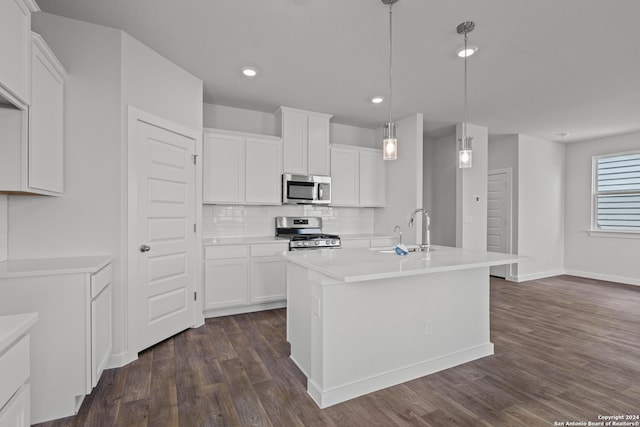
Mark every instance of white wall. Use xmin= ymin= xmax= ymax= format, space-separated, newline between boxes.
xmin=330 ymin=123 xmax=376 ymax=149
xmin=517 ymin=135 xmax=565 ymax=280
xmin=564 ymin=131 xmax=640 ymax=285
xmin=122 ymin=34 xmax=203 ymax=131
xmin=203 ymin=103 xmax=277 ymax=136
xmin=456 ymin=123 xmax=489 ymax=251
xmin=425 ymin=134 xmax=457 ymax=246
xmin=0 ymin=196 xmax=6 ymax=261
xmin=374 ymin=114 xmax=423 ymax=244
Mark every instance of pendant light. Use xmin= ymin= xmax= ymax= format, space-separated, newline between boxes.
xmin=457 ymin=21 xmax=475 ymax=168
xmin=382 ymin=0 xmax=398 ymax=160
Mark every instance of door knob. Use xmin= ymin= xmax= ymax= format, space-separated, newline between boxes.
xmin=139 ymin=244 xmax=151 ymax=253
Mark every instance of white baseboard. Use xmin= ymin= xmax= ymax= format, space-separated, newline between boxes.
xmin=513 ymin=269 xmax=565 ymax=282
xmin=204 ymin=300 xmax=286 ymax=318
xmin=106 ymin=350 xmax=137 ymax=369
xmin=306 ymin=343 xmax=494 ymax=409
xmin=564 ymin=269 xmax=640 ymax=287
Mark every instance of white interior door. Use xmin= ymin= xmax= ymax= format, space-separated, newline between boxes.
xmin=136 ymin=119 xmax=196 ymax=351
xmin=487 ymin=169 xmax=512 ymax=278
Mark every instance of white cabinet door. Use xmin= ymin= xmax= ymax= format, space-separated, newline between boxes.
xmin=307 ymin=114 xmax=330 ymax=176
xmin=245 ymin=136 xmax=282 ymax=205
xmin=0 ymin=0 xmax=36 ymax=106
xmin=203 ymin=133 xmax=245 ymax=203
xmin=281 ymin=109 xmax=307 ymax=174
xmin=204 ymin=259 xmax=249 ymax=310
xmin=250 ymin=258 xmax=286 ymax=303
xmin=330 ymin=146 xmax=359 ymax=206
xmin=91 ymin=284 xmax=112 ymax=389
xmin=0 ymin=384 xmax=29 ymax=427
xmin=359 ymin=149 xmax=386 ymax=207
xmin=28 ymin=34 xmax=65 ymax=194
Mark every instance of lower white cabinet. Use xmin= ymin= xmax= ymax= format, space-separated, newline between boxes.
xmin=330 ymin=144 xmax=386 ymax=207
xmin=0 ymin=313 xmax=37 ymax=427
xmin=204 ymin=242 xmax=288 ymax=316
xmin=0 ymin=260 xmax=113 ymax=424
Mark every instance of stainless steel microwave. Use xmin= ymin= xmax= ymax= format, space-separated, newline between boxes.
xmin=282 ymin=174 xmax=331 ymax=205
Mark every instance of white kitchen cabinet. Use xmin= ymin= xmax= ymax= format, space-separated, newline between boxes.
xmin=28 ymin=33 xmax=65 ymax=194
xmin=359 ymin=149 xmax=386 ymax=207
xmin=276 ymin=106 xmax=332 ymax=176
xmin=203 ymin=132 xmax=245 ymax=204
xmin=330 ymin=144 xmax=386 ymax=207
xmin=204 ymin=241 xmax=288 ymax=317
xmin=330 ymin=146 xmax=359 ymax=206
xmin=0 ymin=313 xmax=37 ymax=427
xmin=203 ymin=129 xmax=282 ymax=205
xmin=204 ymin=259 xmax=250 ymax=310
xmin=0 ymin=257 xmax=113 ymax=424
xmin=0 ymin=32 xmax=65 ymax=196
xmin=0 ymin=0 xmax=39 ymax=107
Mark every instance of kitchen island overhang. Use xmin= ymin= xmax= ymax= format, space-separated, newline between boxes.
xmin=282 ymin=245 xmax=527 ymax=408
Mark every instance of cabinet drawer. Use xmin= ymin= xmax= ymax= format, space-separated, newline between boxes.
xmin=91 ymin=263 xmax=113 ymax=299
xmin=0 ymin=335 xmax=29 ymax=411
xmin=0 ymin=383 xmax=29 ymax=427
xmin=204 ymin=245 xmax=249 ymax=260
xmin=250 ymin=243 xmax=289 ymax=257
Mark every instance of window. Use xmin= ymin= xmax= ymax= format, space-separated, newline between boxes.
xmin=593 ymin=151 xmax=640 ymax=232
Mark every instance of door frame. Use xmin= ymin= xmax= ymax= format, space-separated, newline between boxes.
xmin=125 ymin=106 xmax=203 ymax=362
xmin=487 ymin=168 xmax=514 ymax=280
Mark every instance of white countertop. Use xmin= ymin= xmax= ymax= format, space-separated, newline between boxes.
xmin=0 ymin=256 xmax=112 ymax=279
xmin=281 ymin=245 xmax=527 ymax=283
xmin=0 ymin=312 xmax=38 ymax=354
xmin=203 ymin=236 xmax=285 ymax=246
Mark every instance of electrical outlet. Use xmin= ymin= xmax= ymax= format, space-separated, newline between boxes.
xmin=313 ymin=297 xmax=321 ymax=317
xmin=425 ymin=319 xmax=433 ymax=336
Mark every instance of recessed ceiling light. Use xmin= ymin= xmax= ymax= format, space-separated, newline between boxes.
xmin=371 ymin=96 xmax=384 ymax=104
xmin=456 ymin=45 xmax=478 ymax=58
xmin=241 ymin=67 xmax=258 ymax=77
xmin=556 ymin=132 xmax=570 ymax=138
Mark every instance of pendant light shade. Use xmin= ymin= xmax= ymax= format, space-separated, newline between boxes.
xmin=457 ymin=21 xmax=474 ymax=169
xmin=381 ymin=0 xmax=398 ymax=160
xmin=383 ymin=122 xmax=398 ymax=160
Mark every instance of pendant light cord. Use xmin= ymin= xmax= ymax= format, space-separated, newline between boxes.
xmin=388 ymin=3 xmax=393 ymax=125
xmin=463 ymin=29 xmax=468 ymax=145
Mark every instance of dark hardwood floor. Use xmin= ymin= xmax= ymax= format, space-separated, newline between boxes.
xmin=37 ymin=275 xmax=640 ymax=426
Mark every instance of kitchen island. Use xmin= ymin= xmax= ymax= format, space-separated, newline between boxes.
xmin=282 ymin=245 xmax=525 ymax=408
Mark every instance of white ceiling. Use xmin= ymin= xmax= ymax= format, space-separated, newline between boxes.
xmin=38 ymin=0 xmax=640 ymax=143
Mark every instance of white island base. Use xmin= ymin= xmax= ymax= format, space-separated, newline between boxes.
xmin=284 ymin=246 xmax=523 ymax=408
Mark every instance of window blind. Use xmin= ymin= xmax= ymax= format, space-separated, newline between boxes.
xmin=595 ymin=152 xmax=640 ymax=230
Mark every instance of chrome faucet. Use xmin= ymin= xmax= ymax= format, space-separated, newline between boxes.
xmin=393 ymin=225 xmax=403 ymax=245
xmin=408 ymin=208 xmax=431 ymax=252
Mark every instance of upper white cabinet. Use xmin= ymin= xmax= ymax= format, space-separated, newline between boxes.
xmin=0 ymin=32 xmax=65 ymax=196
xmin=276 ymin=106 xmax=332 ymax=176
xmin=28 ymin=33 xmax=65 ymax=194
xmin=330 ymin=144 xmax=386 ymax=207
xmin=0 ymin=0 xmax=39 ymax=107
xmin=203 ymin=129 xmax=282 ymax=205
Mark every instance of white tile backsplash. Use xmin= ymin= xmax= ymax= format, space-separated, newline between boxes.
xmin=0 ymin=195 xmax=7 ymax=261
xmin=202 ymin=204 xmax=374 ymax=238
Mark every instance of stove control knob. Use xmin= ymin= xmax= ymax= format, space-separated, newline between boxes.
xmin=314 ymin=241 xmax=320 ymax=246
xmin=331 ymin=240 xmax=337 ymax=245
xmin=326 ymin=240 xmax=332 ymax=245
xmin=303 ymin=241 xmax=309 ymax=246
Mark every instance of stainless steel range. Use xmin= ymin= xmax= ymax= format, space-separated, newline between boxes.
xmin=275 ymin=216 xmax=341 ymax=250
